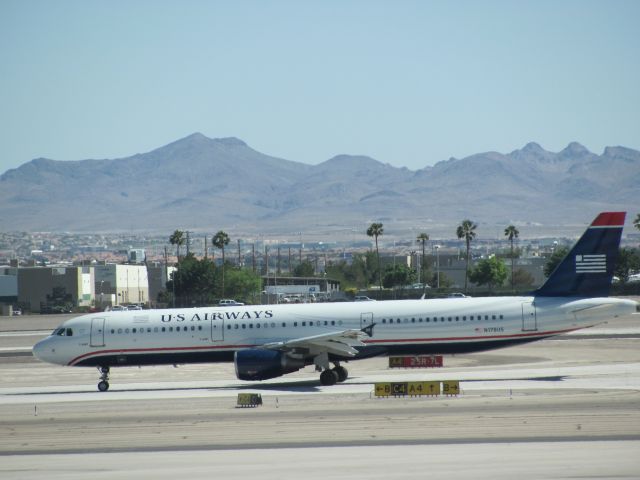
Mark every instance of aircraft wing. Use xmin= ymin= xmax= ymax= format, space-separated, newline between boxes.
xmin=262 ymin=329 xmax=367 ymax=357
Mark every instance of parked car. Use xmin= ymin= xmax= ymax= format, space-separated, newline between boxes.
xmin=126 ymin=304 xmax=143 ymax=310
xmin=354 ymin=296 xmax=375 ymax=301
xmin=446 ymin=292 xmax=469 ymax=298
xmin=218 ymin=299 xmax=245 ymax=306
xmin=12 ymin=308 xmax=22 ymax=316
xmin=109 ymin=305 xmax=128 ymax=311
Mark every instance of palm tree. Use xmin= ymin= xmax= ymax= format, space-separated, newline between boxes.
xmin=416 ymin=232 xmax=429 ymax=286
xmin=366 ymin=222 xmax=384 ymax=292
xmin=212 ymin=230 xmax=230 ymax=297
xmin=456 ymin=219 xmax=478 ymax=293
xmin=169 ymin=230 xmax=185 ymax=262
xmin=504 ymin=225 xmax=520 ymax=289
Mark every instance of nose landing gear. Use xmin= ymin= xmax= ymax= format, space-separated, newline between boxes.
xmin=97 ymin=366 xmax=110 ymax=392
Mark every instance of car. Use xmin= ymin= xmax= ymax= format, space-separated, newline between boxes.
xmin=109 ymin=305 xmax=128 ymax=311
xmin=12 ymin=308 xmax=22 ymax=316
xmin=126 ymin=304 xmax=143 ymax=310
xmin=218 ymin=299 xmax=245 ymax=306
xmin=446 ymin=292 xmax=469 ymax=298
xmin=354 ymin=296 xmax=375 ymax=301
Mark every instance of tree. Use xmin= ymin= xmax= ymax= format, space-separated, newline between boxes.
xmin=511 ymin=268 xmax=535 ymax=288
xmin=166 ymin=253 xmax=217 ymax=307
xmin=504 ymin=225 xmax=520 ymax=288
xmin=634 ymin=213 xmax=640 ymax=232
xmin=456 ymin=219 xmax=477 ymax=293
xmin=169 ymin=230 xmax=185 ymax=262
xmin=544 ymin=246 xmax=570 ymax=278
xmin=293 ymin=260 xmax=315 ymax=277
xmin=212 ymin=231 xmax=230 ymax=297
xmin=469 ymin=256 xmax=508 ymax=290
xmin=366 ymin=222 xmax=384 ymax=292
xmin=224 ymin=268 xmax=262 ymax=302
xmin=382 ymin=264 xmax=417 ymax=289
xmin=615 ymin=248 xmax=640 ymax=283
xmin=416 ymin=232 xmax=429 ymax=286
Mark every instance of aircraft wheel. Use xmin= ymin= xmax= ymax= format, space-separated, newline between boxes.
xmin=333 ymin=366 xmax=348 ymax=382
xmin=98 ymin=380 xmax=110 ymax=392
xmin=319 ymin=369 xmax=338 ymax=386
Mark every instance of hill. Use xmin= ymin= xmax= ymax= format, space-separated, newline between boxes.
xmin=1 ymin=134 xmax=638 ymax=236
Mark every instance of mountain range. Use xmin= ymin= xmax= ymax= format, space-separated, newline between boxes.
xmin=1 ymin=133 xmax=638 ymax=238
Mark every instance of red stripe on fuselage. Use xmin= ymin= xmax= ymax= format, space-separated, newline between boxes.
xmin=67 ymin=328 xmax=578 ymax=366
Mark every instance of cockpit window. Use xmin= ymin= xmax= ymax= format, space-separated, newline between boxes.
xmin=53 ymin=328 xmax=73 ymax=336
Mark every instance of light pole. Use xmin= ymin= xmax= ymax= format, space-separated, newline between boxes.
xmin=434 ymin=245 xmax=441 ymax=289
xmin=99 ymin=280 xmax=104 ymax=308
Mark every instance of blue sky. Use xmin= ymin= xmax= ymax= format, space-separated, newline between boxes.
xmin=1 ymin=0 xmax=638 ymax=173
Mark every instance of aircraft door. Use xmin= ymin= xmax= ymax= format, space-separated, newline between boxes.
xmin=521 ymin=302 xmax=537 ymax=331
xmin=90 ymin=318 xmax=106 ymax=347
xmin=211 ymin=318 xmax=224 ymax=342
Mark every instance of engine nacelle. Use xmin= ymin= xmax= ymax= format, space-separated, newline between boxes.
xmin=234 ymin=349 xmax=306 ymax=381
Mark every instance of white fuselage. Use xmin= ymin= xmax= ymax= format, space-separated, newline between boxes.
xmin=33 ymin=296 xmax=637 ymax=369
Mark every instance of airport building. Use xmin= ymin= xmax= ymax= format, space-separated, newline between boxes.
xmin=17 ymin=266 xmax=94 ymax=313
xmin=94 ymin=263 xmax=149 ymax=308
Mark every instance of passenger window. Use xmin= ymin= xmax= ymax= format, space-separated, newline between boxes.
xmin=111 ymin=329 xmax=115 ymax=334
xmin=234 ymin=324 xmax=239 ymax=329
xmin=118 ymin=328 xmax=123 ymax=334
xmin=66 ymin=328 xmax=73 ymax=336
xmin=161 ymin=327 xmax=166 ymax=332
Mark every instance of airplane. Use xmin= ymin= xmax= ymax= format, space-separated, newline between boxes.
xmin=33 ymin=212 xmax=638 ymax=391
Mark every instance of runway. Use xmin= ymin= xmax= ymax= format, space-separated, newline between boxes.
xmin=1 ymin=309 xmax=639 ymax=479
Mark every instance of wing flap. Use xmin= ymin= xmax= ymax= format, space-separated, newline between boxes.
xmin=263 ymin=329 xmax=366 ymax=357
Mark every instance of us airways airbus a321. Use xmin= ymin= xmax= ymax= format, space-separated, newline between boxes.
xmin=33 ymin=212 xmax=638 ymax=391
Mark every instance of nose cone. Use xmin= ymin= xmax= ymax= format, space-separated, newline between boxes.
xmin=32 ymin=338 xmax=57 ymax=364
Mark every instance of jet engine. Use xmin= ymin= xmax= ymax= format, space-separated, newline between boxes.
xmin=234 ymin=349 xmax=306 ymax=381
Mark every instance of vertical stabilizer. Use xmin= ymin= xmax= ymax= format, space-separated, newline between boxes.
xmin=534 ymin=212 xmax=625 ymax=297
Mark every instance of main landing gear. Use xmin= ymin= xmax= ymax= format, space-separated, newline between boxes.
xmin=97 ymin=366 xmax=110 ymax=392
xmin=319 ymin=363 xmax=349 ymax=386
